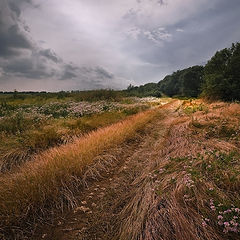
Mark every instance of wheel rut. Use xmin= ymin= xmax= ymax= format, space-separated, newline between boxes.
xmin=35 ymin=101 xmax=180 ymax=240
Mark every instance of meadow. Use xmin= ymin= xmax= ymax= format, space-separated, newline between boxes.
xmin=0 ymin=92 xmax=239 ymax=240
xmin=0 ymin=91 xmax=165 ymax=172
xmin=107 ymin=99 xmax=240 ymax=240
xmin=0 ymin=91 xmax=170 ymax=239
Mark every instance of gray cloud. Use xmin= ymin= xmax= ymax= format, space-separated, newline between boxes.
xmin=8 ymin=0 xmax=36 ymax=17
xmin=2 ymin=53 xmax=57 ymax=79
xmin=0 ymin=0 xmax=121 ymax=91
xmin=39 ymin=49 xmax=61 ymax=63
xmin=0 ymin=24 xmax=32 ymax=56
xmin=0 ymin=0 xmax=33 ymax=57
xmin=60 ymin=64 xmax=116 ymax=89
xmin=1 ymin=0 xmax=240 ymax=91
xmin=60 ymin=64 xmax=78 ymax=80
xmin=95 ymin=67 xmax=114 ymax=80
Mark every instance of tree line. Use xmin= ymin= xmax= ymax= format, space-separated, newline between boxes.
xmin=126 ymin=42 xmax=240 ymax=101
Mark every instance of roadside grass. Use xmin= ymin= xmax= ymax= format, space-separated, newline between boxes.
xmin=153 ymin=101 xmax=240 ymax=239
xmin=0 ymin=105 xmax=162 ymax=238
xmin=118 ymin=100 xmax=240 ymax=240
xmin=157 ymin=150 xmax=240 ymax=232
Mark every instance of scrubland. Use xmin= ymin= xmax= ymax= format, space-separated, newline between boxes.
xmin=0 ymin=95 xmax=239 ymax=240
xmin=0 ymin=94 xmax=167 ymax=239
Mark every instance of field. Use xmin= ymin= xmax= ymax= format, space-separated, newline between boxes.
xmin=0 ymin=91 xmax=166 ymax=172
xmin=0 ymin=93 xmax=239 ymax=240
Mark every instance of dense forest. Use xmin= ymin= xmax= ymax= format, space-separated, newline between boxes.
xmin=127 ymin=42 xmax=240 ymax=101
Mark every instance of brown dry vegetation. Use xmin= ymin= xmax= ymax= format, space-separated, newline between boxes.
xmin=0 ymin=103 xmax=150 ymax=173
xmin=118 ymin=100 xmax=240 ymax=240
xmin=1 ymin=99 xmax=240 ymax=240
xmin=0 ymin=103 xmax=166 ymax=239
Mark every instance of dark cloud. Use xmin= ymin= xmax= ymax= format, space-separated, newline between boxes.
xmin=8 ymin=1 xmax=21 ymax=17
xmin=0 ymin=0 xmax=33 ymax=56
xmin=1 ymin=54 xmax=56 ymax=79
xmin=4 ymin=58 xmax=34 ymax=74
xmin=1 ymin=0 xmax=240 ymax=91
xmin=0 ymin=1 xmax=55 ymax=77
xmin=95 ymin=67 xmax=114 ymax=79
xmin=0 ymin=24 xmax=32 ymax=56
xmin=0 ymin=0 xmax=118 ymax=89
xmin=39 ymin=49 xmax=61 ymax=63
xmin=3 ymin=58 xmax=53 ymax=79
xmin=0 ymin=0 xmax=56 ymax=79
xmin=60 ymin=64 xmax=115 ymax=88
xmin=60 ymin=64 xmax=78 ymax=80
xmin=8 ymin=0 xmax=34 ymax=17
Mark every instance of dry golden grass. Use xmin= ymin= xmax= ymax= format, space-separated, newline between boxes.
xmin=0 ymin=108 xmax=149 ymax=173
xmin=1 ymin=99 xmax=239 ymax=240
xmin=117 ymin=100 xmax=240 ymax=240
xmin=0 ymin=106 xmax=162 ymax=237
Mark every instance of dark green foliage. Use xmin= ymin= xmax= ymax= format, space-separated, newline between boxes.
xmin=125 ymin=83 xmax=162 ymax=97
xmin=126 ymin=42 xmax=240 ymax=101
xmin=158 ymin=66 xmax=204 ymax=97
xmin=202 ymin=42 xmax=240 ymax=101
xmin=124 ymin=65 xmax=203 ymax=98
xmin=180 ymin=66 xmax=204 ymax=97
xmin=158 ymin=74 xmax=179 ymax=97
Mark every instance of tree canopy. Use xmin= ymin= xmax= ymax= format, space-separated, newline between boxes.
xmin=126 ymin=42 xmax=240 ymax=101
xmin=202 ymin=42 xmax=240 ymax=101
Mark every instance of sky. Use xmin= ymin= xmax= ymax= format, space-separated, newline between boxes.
xmin=0 ymin=0 xmax=240 ymax=91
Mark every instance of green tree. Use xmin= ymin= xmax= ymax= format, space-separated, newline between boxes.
xmin=202 ymin=42 xmax=240 ymax=101
xmin=158 ymin=66 xmax=203 ymax=98
xmin=180 ymin=66 xmax=204 ymax=97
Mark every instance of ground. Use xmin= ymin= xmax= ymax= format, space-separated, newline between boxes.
xmin=33 ymin=101 xmax=179 ymax=240
xmin=1 ymin=99 xmax=240 ymax=240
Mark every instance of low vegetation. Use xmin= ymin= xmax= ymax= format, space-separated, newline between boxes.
xmin=0 ymin=95 xmax=239 ymax=239
xmin=0 ymin=98 xmax=167 ymax=239
xmin=122 ymin=100 xmax=240 ymax=240
xmin=0 ymin=89 xmax=125 ymax=103
xmin=0 ymin=95 xmax=156 ymax=172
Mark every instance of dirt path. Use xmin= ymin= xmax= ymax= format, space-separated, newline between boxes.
xmin=35 ymin=100 xmax=181 ymax=240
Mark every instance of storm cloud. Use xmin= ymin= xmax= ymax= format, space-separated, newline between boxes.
xmin=0 ymin=0 xmax=121 ymax=90
xmin=0 ymin=0 xmax=240 ymax=91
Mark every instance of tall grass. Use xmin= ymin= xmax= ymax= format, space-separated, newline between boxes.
xmin=0 ymin=107 xmax=160 ymax=237
xmin=118 ymin=100 xmax=240 ymax=240
xmin=0 ymin=106 xmax=149 ymax=172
